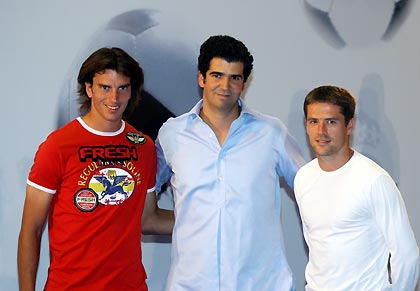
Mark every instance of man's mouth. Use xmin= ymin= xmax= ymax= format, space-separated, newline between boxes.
xmin=106 ymin=105 xmax=120 ymax=110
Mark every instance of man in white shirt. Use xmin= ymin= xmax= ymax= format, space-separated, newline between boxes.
xmin=294 ymin=85 xmax=419 ymax=290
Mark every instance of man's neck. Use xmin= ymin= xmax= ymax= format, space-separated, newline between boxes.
xmin=199 ymin=105 xmax=240 ymax=146
xmin=318 ymin=148 xmax=354 ymax=172
xmin=81 ymin=113 xmax=123 ymax=132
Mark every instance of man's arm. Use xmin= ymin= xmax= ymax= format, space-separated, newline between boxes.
xmin=17 ymin=185 xmax=52 ymax=291
xmin=372 ymin=175 xmax=419 ymax=290
xmin=141 ymin=191 xmax=174 ymax=235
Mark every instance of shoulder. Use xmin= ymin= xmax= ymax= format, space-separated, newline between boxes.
xmin=124 ymin=121 xmax=151 ymax=138
xmin=124 ymin=121 xmax=155 ymax=148
xmin=352 ymin=153 xmax=402 ymax=204
xmin=41 ymin=119 xmax=81 ymax=144
xmin=158 ymin=112 xmax=192 ymax=135
xmin=244 ymin=107 xmax=288 ymax=133
xmin=295 ymin=158 xmax=319 ymax=185
xmin=352 ymin=152 xmax=389 ymax=178
xmin=164 ymin=111 xmax=191 ymax=125
xmin=342 ymin=152 xmax=396 ymax=195
xmin=32 ymin=120 xmax=81 ymax=164
xmin=296 ymin=158 xmax=318 ymax=177
xmin=294 ymin=158 xmax=319 ymax=195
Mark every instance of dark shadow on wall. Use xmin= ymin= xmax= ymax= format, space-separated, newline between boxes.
xmin=287 ymin=89 xmax=315 ymax=162
xmin=127 ymin=89 xmax=175 ymax=140
xmin=352 ymin=73 xmax=400 ymax=185
xmin=283 ymin=91 xmax=313 ymax=290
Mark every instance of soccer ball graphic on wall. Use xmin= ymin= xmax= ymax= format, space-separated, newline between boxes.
xmin=57 ymin=9 xmax=199 ymax=139
xmin=303 ymin=0 xmax=412 ymax=48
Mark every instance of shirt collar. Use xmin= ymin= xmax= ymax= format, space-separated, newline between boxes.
xmin=188 ymin=99 xmax=254 ymax=119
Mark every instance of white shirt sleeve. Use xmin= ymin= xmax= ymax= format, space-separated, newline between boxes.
xmin=370 ymin=174 xmax=419 ymax=290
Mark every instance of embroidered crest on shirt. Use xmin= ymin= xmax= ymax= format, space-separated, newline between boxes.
xmin=126 ymin=132 xmax=146 ymax=145
xmin=90 ymin=168 xmax=135 ymax=205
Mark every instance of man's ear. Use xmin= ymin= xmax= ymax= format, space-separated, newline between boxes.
xmin=305 ymin=117 xmax=310 ymax=136
xmin=198 ymin=71 xmax=205 ymax=88
xmin=85 ymin=82 xmax=93 ymax=98
xmin=347 ymin=118 xmax=355 ymax=135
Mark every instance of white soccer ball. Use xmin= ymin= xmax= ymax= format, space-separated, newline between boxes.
xmin=304 ymin=0 xmax=410 ymax=47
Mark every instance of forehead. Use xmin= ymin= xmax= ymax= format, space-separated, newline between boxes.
xmin=307 ymin=102 xmax=343 ymax=117
xmin=93 ymin=69 xmax=130 ymax=83
xmin=208 ymin=57 xmax=244 ymax=75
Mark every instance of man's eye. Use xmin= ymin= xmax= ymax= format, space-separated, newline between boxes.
xmin=119 ymin=86 xmax=129 ymax=91
xmin=101 ymin=85 xmax=110 ymax=91
xmin=231 ymin=76 xmax=242 ymax=81
xmin=327 ymin=120 xmax=336 ymax=124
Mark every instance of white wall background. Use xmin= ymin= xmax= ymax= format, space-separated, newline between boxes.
xmin=1 ymin=0 xmax=419 ymax=290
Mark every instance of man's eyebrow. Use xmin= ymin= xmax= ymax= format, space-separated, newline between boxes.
xmin=209 ymin=71 xmax=242 ymax=78
xmin=230 ymin=74 xmax=243 ymax=78
xmin=209 ymin=71 xmax=223 ymax=75
xmin=97 ymin=83 xmax=131 ymax=87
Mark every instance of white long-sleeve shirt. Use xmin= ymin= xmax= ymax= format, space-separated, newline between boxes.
xmin=294 ymin=151 xmax=419 ymax=290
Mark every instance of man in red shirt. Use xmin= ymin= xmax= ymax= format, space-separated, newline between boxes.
xmin=18 ymin=47 xmax=174 ymax=291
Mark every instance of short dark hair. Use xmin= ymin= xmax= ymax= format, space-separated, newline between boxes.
xmin=77 ymin=47 xmax=144 ymax=119
xmin=304 ymin=85 xmax=356 ymax=125
xmin=198 ymin=35 xmax=254 ymax=82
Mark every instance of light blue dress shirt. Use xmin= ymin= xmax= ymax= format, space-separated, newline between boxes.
xmin=156 ymin=99 xmax=305 ymax=291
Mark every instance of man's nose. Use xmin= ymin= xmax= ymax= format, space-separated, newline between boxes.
xmin=109 ymin=89 xmax=119 ymax=102
xmin=318 ymin=122 xmax=326 ymax=133
xmin=220 ymin=76 xmax=230 ymax=89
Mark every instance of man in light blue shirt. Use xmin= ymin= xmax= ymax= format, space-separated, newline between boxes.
xmin=155 ymin=35 xmax=305 ymax=290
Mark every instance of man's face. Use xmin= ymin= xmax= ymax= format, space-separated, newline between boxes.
xmin=85 ymin=69 xmax=131 ymax=132
xmin=306 ymin=102 xmax=354 ymax=160
xmin=198 ymin=57 xmax=245 ymax=114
